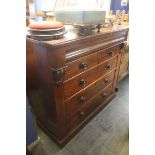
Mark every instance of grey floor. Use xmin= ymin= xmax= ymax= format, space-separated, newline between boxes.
xmin=31 ymin=76 xmax=129 ymax=155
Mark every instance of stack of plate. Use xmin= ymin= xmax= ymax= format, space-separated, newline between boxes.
xmin=27 ymin=26 xmax=66 ymax=40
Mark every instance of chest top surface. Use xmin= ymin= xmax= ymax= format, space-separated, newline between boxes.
xmin=27 ymin=25 xmax=129 ymax=48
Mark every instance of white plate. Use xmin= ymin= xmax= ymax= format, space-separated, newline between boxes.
xmin=27 ymin=31 xmax=67 ymax=37
xmin=27 ymin=26 xmax=65 ymax=32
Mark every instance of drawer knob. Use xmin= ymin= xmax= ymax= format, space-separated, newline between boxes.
xmin=101 ymin=92 xmax=107 ymax=98
xmin=80 ymin=111 xmax=85 ymax=116
xmin=108 ymin=51 xmax=114 ymax=56
xmin=79 ymin=63 xmax=88 ymax=69
xmin=105 ymin=64 xmax=112 ymax=70
xmin=79 ymin=96 xmax=86 ymax=102
xmin=104 ymin=78 xmax=110 ymax=84
xmin=79 ymin=79 xmax=87 ymax=86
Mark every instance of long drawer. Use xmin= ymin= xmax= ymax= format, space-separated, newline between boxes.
xmin=65 ymin=70 xmax=115 ymax=119
xmin=64 ymin=56 xmax=117 ymax=100
xmin=64 ymin=66 xmax=98 ymax=100
xmin=66 ymin=84 xmax=113 ymax=131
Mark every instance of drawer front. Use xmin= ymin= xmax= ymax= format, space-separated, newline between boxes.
xmin=98 ymin=46 xmax=119 ymax=63
xmin=98 ymin=56 xmax=117 ymax=77
xmin=66 ymin=84 xmax=113 ymax=131
xmin=65 ymin=70 xmax=115 ymax=118
xmin=65 ymin=82 xmax=98 ymax=119
xmin=87 ymin=70 xmax=115 ymax=98
xmin=64 ymin=52 xmax=98 ymax=80
xmin=64 ymin=67 xmax=98 ymax=100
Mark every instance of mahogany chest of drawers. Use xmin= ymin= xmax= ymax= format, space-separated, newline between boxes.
xmin=26 ymin=28 xmax=128 ymax=146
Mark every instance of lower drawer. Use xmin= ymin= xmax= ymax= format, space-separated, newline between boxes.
xmin=66 ymin=84 xmax=113 ymax=131
xmin=65 ymin=70 xmax=115 ymax=118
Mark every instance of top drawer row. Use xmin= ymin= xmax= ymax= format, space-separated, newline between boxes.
xmin=64 ymin=45 xmax=120 ymax=81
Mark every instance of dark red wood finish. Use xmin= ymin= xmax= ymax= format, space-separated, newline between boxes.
xmin=26 ymin=27 xmax=128 ymax=146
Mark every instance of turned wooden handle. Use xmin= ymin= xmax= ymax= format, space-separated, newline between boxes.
xmin=79 ymin=79 xmax=87 ymax=85
xmin=105 ymin=64 xmax=112 ymax=70
xmin=80 ymin=111 xmax=85 ymax=116
xmin=79 ymin=96 xmax=86 ymax=103
xmin=108 ymin=51 xmax=114 ymax=56
xmin=104 ymin=78 xmax=110 ymax=84
xmin=101 ymin=92 xmax=107 ymax=98
xmin=79 ymin=63 xmax=88 ymax=69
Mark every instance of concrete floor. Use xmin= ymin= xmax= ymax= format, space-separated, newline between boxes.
xmin=31 ymin=76 xmax=129 ymax=155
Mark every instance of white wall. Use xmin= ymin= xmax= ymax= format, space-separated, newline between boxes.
xmin=102 ymin=0 xmax=111 ymax=13
xmin=34 ymin=0 xmax=56 ymax=11
xmin=33 ymin=0 xmax=111 ymax=14
xmin=33 ymin=0 xmax=111 ymax=11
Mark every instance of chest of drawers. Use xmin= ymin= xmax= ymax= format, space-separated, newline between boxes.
xmin=26 ymin=28 xmax=128 ymax=146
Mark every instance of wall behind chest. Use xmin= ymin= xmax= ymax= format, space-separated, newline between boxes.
xmin=110 ymin=0 xmax=129 ymax=14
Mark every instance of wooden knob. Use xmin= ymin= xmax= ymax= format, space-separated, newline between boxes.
xmin=105 ymin=64 xmax=112 ymax=70
xmin=79 ymin=63 xmax=88 ymax=69
xmin=101 ymin=92 xmax=107 ymax=98
xmin=79 ymin=96 xmax=86 ymax=103
xmin=108 ymin=51 xmax=114 ymax=56
xmin=79 ymin=79 xmax=87 ymax=86
xmin=80 ymin=111 xmax=85 ymax=116
xmin=104 ymin=78 xmax=110 ymax=84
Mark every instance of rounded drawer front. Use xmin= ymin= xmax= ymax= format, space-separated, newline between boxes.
xmin=64 ymin=52 xmax=98 ymax=81
xmin=98 ymin=56 xmax=117 ymax=77
xmin=98 ymin=45 xmax=119 ymax=63
xmin=66 ymin=84 xmax=113 ymax=131
xmin=64 ymin=67 xmax=98 ymax=100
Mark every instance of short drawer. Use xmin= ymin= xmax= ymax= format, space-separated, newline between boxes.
xmin=64 ymin=67 xmax=98 ymax=100
xmin=93 ymin=70 xmax=115 ymax=94
xmin=98 ymin=46 xmax=119 ymax=63
xmin=65 ymin=70 xmax=115 ymax=118
xmin=98 ymin=56 xmax=117 ymax=77
xmin=66 ymin=84 xmax=113 ymax=131
xmin=64 ymin=52 xmax=98 ymax=80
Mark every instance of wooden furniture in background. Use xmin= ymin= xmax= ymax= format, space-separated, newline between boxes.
xmin=118 ymin=41 xmax=129 ymax=81
xmin=26 ymin=27 xmax=128 ymax=146
xmin=26 ymin=0 xmax=30 ymax=26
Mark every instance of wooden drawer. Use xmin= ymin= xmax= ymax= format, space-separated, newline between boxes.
xmin=65 ymin=70 xmax=115 ymax=118
xmin=98 ymin=45 xmax=119 ymax=63
xmin=98 ymin=56 xmax=117 ymax=77
xmin=65 ymin=82 xmax=98 ymax=119
xmin=66 ymin=84 xmax=113 ymax=131
xmin=64 ymin=67 xmax=98 ymax=100
xmin=64 ymin=52 xmax=98 ymax=80
xmin=94 ymin=70 xmax=115 ymax=94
